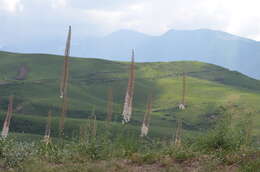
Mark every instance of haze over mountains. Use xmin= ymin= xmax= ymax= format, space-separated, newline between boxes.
xmin=2 ymin=29 xmax=260 ymax=78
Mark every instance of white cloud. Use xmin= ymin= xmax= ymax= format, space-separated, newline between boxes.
xmin=1 ymin=0 xmax=260 ymax=40
xmin=218 ymin=0 xmax=260 ymax=39
xmin=78 ymin=0 xmax=260 ymax=40
xmin=83 ymin=4 xmax=146 ymax=33
xmin=51 ymin=0 xmax=67 ymax=9
xmin=85 ymin=9 xmax=123 ymax=25
xmin=0 ymin=0 xmax=23 ymax=13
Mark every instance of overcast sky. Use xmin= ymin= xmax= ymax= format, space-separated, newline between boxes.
xmin=1 ymin=0 xmax=260 ymax=41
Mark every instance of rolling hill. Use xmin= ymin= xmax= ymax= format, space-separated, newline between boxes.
xmin=0 ymin=51 xmax=260 ymax=139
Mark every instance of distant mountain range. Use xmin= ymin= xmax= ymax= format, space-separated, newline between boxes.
xmin=1 ymin=29 xmax=260 ymax=78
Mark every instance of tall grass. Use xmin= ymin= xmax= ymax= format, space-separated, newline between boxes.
xmin=174 ymin=119 xmax=183 ymax=146
xmin=0 ymin=112 xmax=258 ymax=172
xmin=122 ymin=49 xmax=136 ymax=124
xmin=140 ymin=94 xmax=152 ymax=137
xmin=106 ymin=87 xmax=113 ymax=122
xmin=43 ymin=110 xmax=52 ymax=144
xmin=178 ymin=72 xmax=186 ymax=110
xmin=244 ymin=112 xmax=253 ymax=147
xmin=59 ymin=26 xmax=72 ymax=137
xmin=1 ymin=96 xmax=13 ymax=139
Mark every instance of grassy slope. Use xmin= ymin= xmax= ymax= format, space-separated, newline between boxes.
xmin=0 ymin=51 xmax=260 ymax=138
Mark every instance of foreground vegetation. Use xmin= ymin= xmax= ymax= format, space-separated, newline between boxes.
xmin=0 ymin=114 xmax=259 ymax=172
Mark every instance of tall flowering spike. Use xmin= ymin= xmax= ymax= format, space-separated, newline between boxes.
xmin=245 ymin=112 xmax=253 ymax=146
xmin=122 ymin=49 xmax=135 ymax=124
xmin=60 ymin=26 xmax=71 ymax=99
xmin=179 ymin=72 xmax=186 ymax=110
xmin=106 ymin=88 xmax=113 ymax=122
xmin=59 ymin=98 xmax=68 ymax=136
xmin=1 ymin=96 xmax=14 ymax=139
xmin=91 ymin=106 xmax=97 ymax=138
xmin=59 ymin=26 xmax=72 ymax=136
xmin=44 ymin=110 xmax=52 ymax=144
xmin=141 ymin=95 xmax=152 ymax=137
xmin=93 ymin=114 xmax=97 ymax=138
xmin=174 ymin=119 xmax=183 ymax=146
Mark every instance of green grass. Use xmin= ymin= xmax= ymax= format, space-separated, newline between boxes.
xmin=1 ymin=51 xmax=260 ymax=139
xmin=0 ymin=50 xmax=259 ymax=172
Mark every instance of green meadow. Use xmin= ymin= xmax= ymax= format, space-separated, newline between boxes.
xmin=0 ymin=51 xmax=260 ymax=138
xmin=0 ymin=51 xmax=260 ymax=171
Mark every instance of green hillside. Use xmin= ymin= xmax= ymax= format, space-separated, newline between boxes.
xmin=0 ymin=51 xmax=260 ymax=139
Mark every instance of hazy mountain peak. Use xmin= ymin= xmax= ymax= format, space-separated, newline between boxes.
xmin=161 ymin=28 xmax=255 ymax=43
xmin=106 ymin=29 xmax=149 ymax=38
xmin=2 ymin=28 xmax=260 ymax=79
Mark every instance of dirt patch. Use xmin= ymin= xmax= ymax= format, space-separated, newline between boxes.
xmin=0 ymin=81 xmax=10 ymax=85
xmin=16 ymin=65 xmax=29 ymax=80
